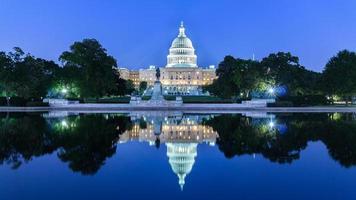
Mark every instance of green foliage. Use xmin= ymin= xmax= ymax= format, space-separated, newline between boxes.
xmin=205 ymin=52 xmax=322 ymax=100
xmin=163 ymin=95 xmax=236 ymax=103
xmin=0 ymin=48 xmax=58 ymax=99
xmin=83 ymin=97 xmax=131 ymax=104
xmin=141 ymin=96 xmax=151 ymax=100
xmin=204 ymin=56 xmax=242 ymax=98
xmin=139 ymin=81 xmax=148 ymax=94
xmin=261 ymin=52 xmax=322 ymax=96
xmin=114 ymin=75 xmax=135 ymax=96
xmin=322 ymin=50 xmax=356 ymax=103
xmin=59 ymin=39 xmax=118 ymax=98
xmin=204 ymin=56 xmax=273 ymax=99
xmin=25 ymin=101 xmax=49 ymax=107
xmin=0 ymin=114 xmax=133 ymax=174
xmin=0 ymin=115 xmax=55 ymax=169
xmin=267 ymin=101 xmax=294 ymax=107
xmin=205 ymin=113 xmax=356 ymax=166
xmin=278 ymin=95 xmax=330 ymax=106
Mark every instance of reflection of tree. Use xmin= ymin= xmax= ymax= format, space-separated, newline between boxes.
xmin=0 ymin=114 xmax=132 ymax=174
xmin=204 ymin=115 xmax=273 ymax=158
xmin=319 ymin=120 xmax=356 ymax=168
xmin=0 ymin=114 xmax=56 ymax=169
xmin=205 ymin=113 xmax=356 ymax=167
xmin=53 ymin=115 xmax=132 ymax=175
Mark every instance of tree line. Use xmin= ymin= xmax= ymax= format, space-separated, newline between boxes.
xmin=205 ymin=50 xmax=356 ymax=104
xmin=1 ymin=39 xmax=355 ymax=104
xmin=0 ymin=39 xmax=134 ymax=104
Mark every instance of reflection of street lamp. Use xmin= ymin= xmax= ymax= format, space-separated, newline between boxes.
xmin=61 ymin=120 xmax=68 ymax=128
xmin=268 ymin=121 xmax=275 ymax=128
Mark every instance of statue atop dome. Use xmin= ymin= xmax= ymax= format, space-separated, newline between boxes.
xmin=179 ymin=21 xmax=186 ymax=37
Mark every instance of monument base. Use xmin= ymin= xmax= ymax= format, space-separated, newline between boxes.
xmin=130 ymin=81 xmax=183 ymax=106
xmin=150 ymin=81 xmax=164 ymax=101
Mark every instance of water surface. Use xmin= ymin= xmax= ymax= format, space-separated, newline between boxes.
xmin=0 ymin=111 xmax=356 ymax=200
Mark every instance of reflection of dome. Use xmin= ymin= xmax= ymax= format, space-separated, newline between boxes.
xmin=166 ymin=143 xmax=197 ymax=190
xmin=167 ymin=22 xmax=197 ymax=68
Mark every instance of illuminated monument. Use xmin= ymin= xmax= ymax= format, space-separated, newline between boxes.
xmin=118 ymin=22 xmax=216 ymax=95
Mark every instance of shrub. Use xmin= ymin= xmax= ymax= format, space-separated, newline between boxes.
xmin=267 ymin=101 xmax=294 ymax=107
xmin=0 ymin=97 xmax=7 ymax=106
xmin=278 ymin=95 xmax=329 ymax=106
xmin=183 ymin=96 xmax=234 ymax=104
xmin=164 ymin=95 xmax=176 ymax=101
xmin=26 ymin=101 xmax=49 ymax=107
xmin=142 ymin=96 xmax=151 ymax=101
xmin=9 ymin=97 xmax=27 ymax=106
xmin=84 ymin=97 xmax=130 ymax=104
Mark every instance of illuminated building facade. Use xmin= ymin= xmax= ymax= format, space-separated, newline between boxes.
xmin=118 ymin=22 xmax=216 ymax=95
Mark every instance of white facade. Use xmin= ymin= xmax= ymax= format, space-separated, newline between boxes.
xmin=118 ymin=22 xmax=216 ymax=95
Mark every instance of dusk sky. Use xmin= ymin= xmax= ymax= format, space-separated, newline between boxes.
xmin=1 ymin=0 xmax=356 ymax=72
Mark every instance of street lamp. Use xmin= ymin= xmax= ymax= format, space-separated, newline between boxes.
xmin=268 ymin=88 xmax=275 ymax=94
xmin=61 ymin=88 xmax=68 ymax=94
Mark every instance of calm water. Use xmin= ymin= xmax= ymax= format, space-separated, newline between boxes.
xmin=0 ymin=111 xmax=356 ymax=200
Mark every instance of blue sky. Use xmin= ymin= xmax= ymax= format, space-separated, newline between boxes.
xmin=0 ymin=0 xmax=356 ymax=71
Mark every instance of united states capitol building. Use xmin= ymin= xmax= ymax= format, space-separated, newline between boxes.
xmin=118 ymin=22 xmax=216 ymax=95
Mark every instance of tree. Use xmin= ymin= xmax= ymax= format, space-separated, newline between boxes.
xmin=139 ymin=81 xmax=148 ymax=95
xmin=0 ymin=48 xmax=59 ymax=101
xmin=0 ymin=51 xmax=15 ymax=105
xmin=14 ymin=56 xmax=58 ymax=99
xmin=205 ymin=56 xmax=268 ymax=99
xmin=125 ymin=80 xmax=135 ymax=95
xmin=59 ymin=39 xmax=118 ymax=98
xmin=322 ymin=50 xmax=356 ymax=104
xmin=260 ymin=52 xmax=322 ymax=96
xmin=204 ymin=56 xmax=243 ymax=99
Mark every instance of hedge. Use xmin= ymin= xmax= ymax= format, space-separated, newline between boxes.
xmin=163 ymin=95 xmax=235 ymax=103
xmin=0 ymin=97 xmax=7 ymax=106
xmin=84 ymin=97 xmax=131 ymax=104
xmin=26 ymin=101 xmax=49 ymax=107
xmin=278 ymin=95 xmax=330 ymax=106
xmin=267 ymin=101 xmax=294 ymax=107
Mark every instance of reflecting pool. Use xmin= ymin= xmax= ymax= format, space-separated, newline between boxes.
xmin=0 ymin=111 xmax=356 ymax=200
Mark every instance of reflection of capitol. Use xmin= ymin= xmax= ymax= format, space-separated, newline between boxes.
xmin=167 ymin=143 xmax=197 ymax=190
xmin=119 ymin=113 xmax=217 ymax=190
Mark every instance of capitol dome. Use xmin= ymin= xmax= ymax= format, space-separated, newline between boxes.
xmin=170 ymin=35 xmax=193 ymax=49
xmin=167 ymin=22 xmax=197 ymax=68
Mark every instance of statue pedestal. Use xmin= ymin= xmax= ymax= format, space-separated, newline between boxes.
xmin=150 ymin=81 xmax=164 ymax=101
xmin=130 ymin=81 xmax=183 ymax=106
